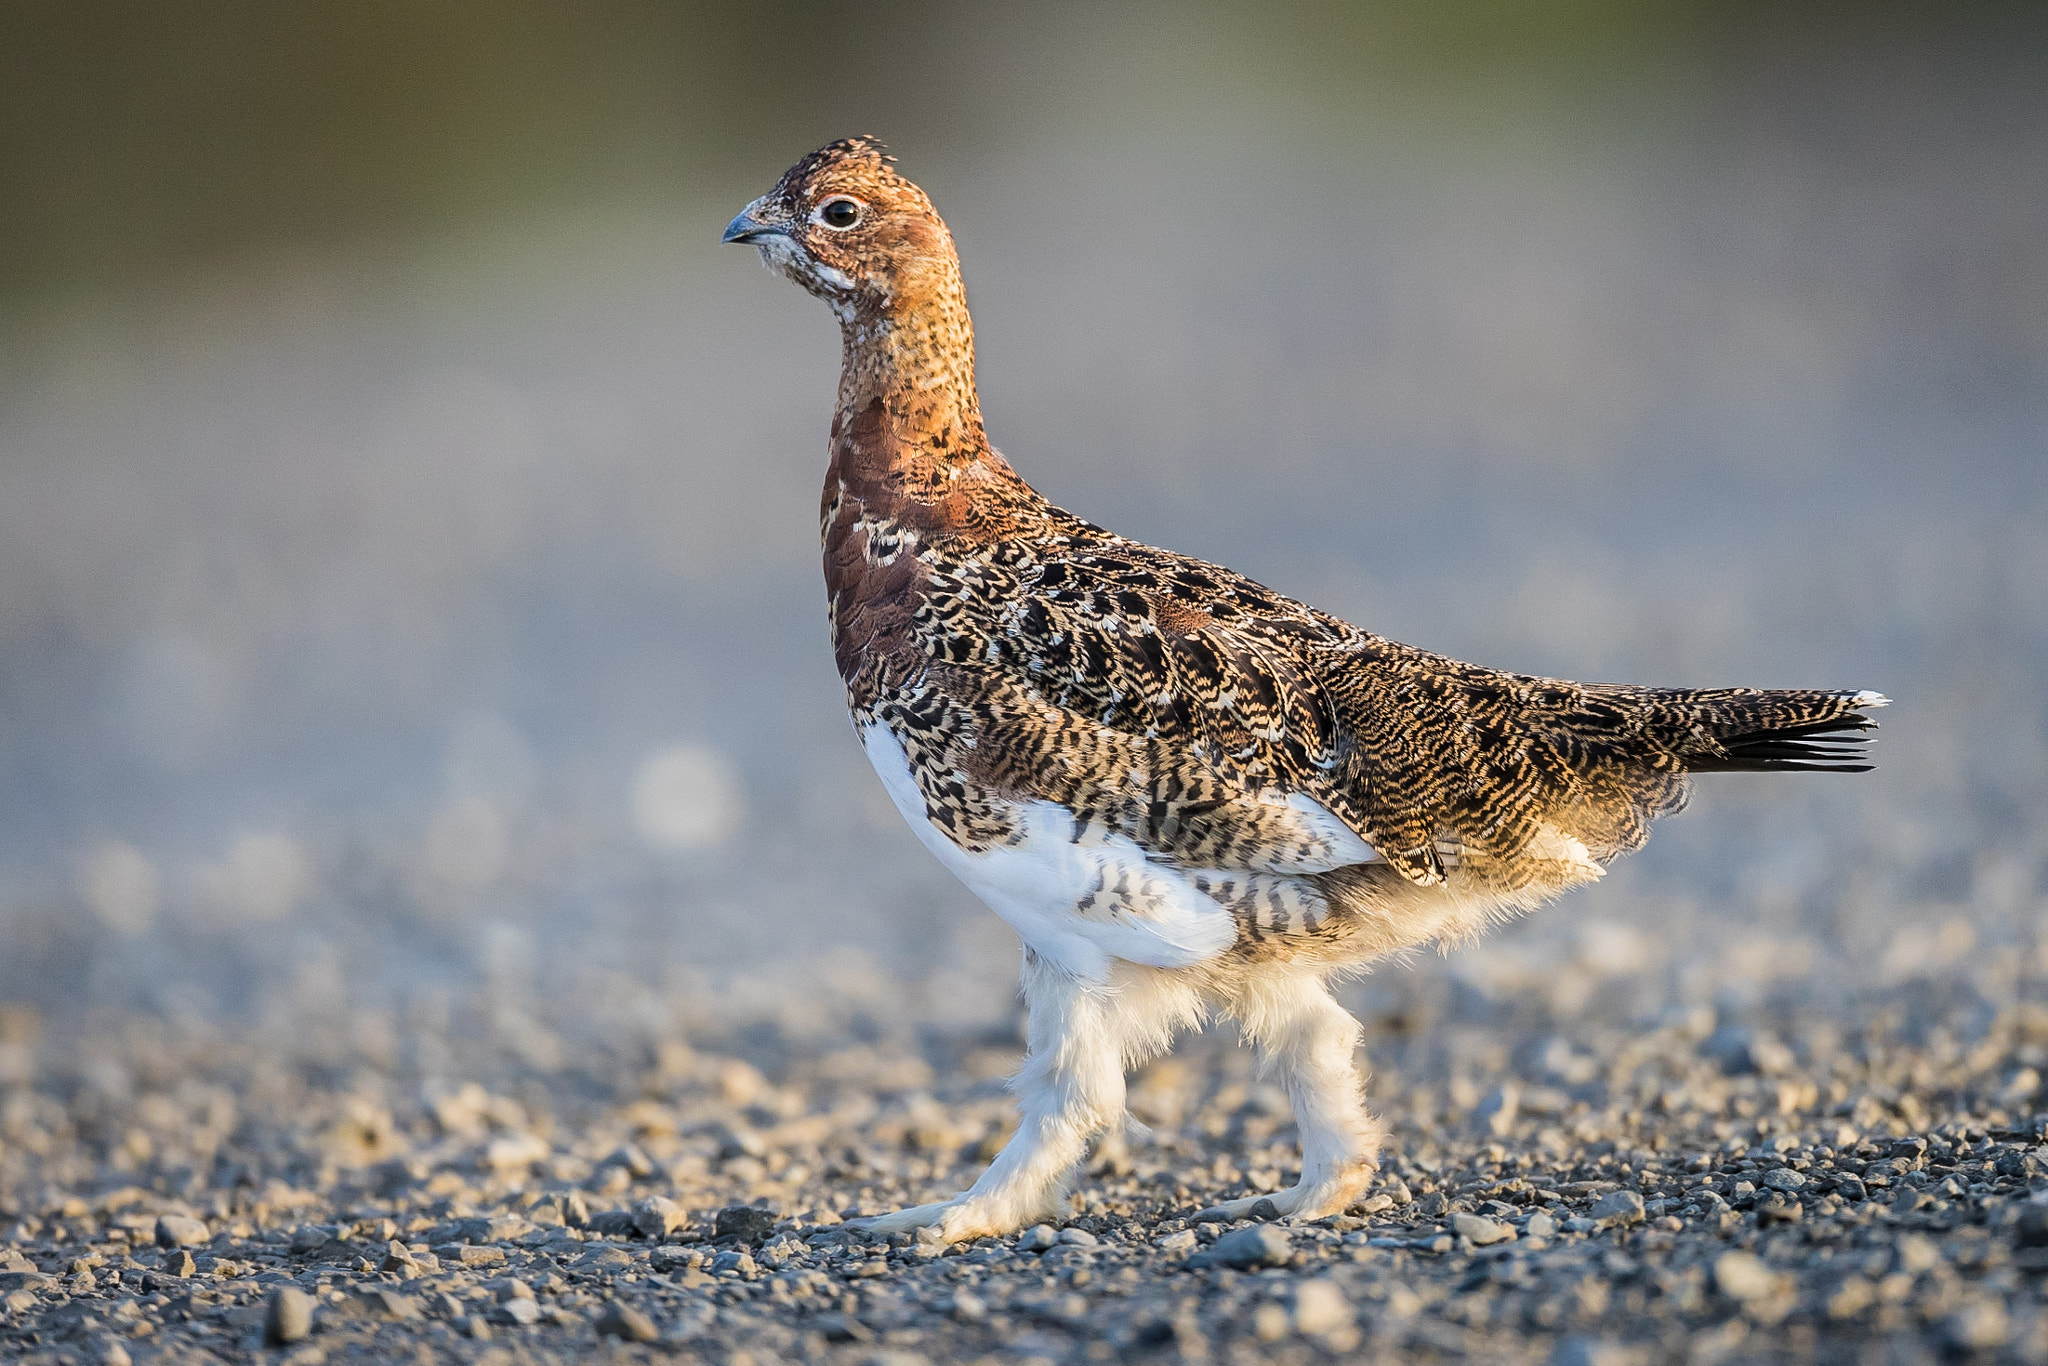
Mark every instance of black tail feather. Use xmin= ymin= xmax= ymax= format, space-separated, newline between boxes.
xmin=1689 ymin=709 xmax=1882 ymax=774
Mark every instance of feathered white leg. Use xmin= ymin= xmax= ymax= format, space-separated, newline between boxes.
xmin=855 ymin=955 xmax=1195 ymax=1243
xmin=1197 ymin=971 xmax=1382 ymax=1222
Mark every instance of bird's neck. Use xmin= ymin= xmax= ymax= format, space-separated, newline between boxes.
xmin=827 ymin=270 xmax=1032 ymax=531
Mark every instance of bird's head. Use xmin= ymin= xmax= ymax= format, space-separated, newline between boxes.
xmin=722 ymin=138 xmax=959 ymax=319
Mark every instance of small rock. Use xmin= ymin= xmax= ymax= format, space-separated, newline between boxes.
xmin=632 ymin=1196 xmax=689 ymax=1240
xmin=154 ymin=1215 xmax=209 ymax=1248
xmin=2017 ymin=1202 xmax=2048 ymax=1247
xmin=1451 ymin=1212 xmax=1515 ymax=1246
xmin=1762 ymin=1168 xmax=1806 ymax=1192
xmin=1156 ymin=1229 xmax=1198 ymax=1255
xmin=1551 ymin=1338 xmax=1641 ymax=1366
xmin=1713 ymin=1251 xmax=1782 ymax=1302
xmin=1755 ymin=1193 xmax=1804 ymax=1225
xmin=1057 ymin=1226 xmax=1098 ymax=1246
xmin=951 ymin=1289 xmax=987 ymax=1321
xmin=1589 ymin=1190 xmax=1645 ymax=1226
xmin=96 ymin=1342 xmax=130 ymax=1366
xmin=264 ymin=1285 xmax=314 ymax=1345
xmin=1525 ymin=1210 xmax=1560 ymax=1240
xmin=483 ymin=1133 xmax=550 ymax=1172
xmin=1293 ymin=1278 xmax=1351 ymax=1336
xmin=816 ymin=1312 xmax=873 ymax=1342
xmin=713 ymin=1204 xmax=778 ymax=1245
xmin=572 ymin=1245 xmax=635 ymax=1272
xmin=595 ymin=1301 xmax=659 ymax=1342
xmin=1474 ymin=1084 xmax=1520 ymax=1138
xmin=605 ymin=1144 xmax=656 ymax=1179
xmin=288 ymin=1224 xmax=339 ymax=1254
xmin=1701 ymin=1025 xmax=1794 ymax=1076
xmin=162 ymin=1249 xmax=196 ymax=1278
xmin=1252 ymin=1302 xmax=1292 ymax=1341
xmin=711 ymin=1249 xmax=757 ymax=1277
xmin=1203 ymin=1224 xmax=1293 ymax=1268
xmin=357 ymin=1288 xmax=422 ymax=1320
xmin=1017 ymin=1224 xmax=1059 ymax=1253
xmin=499 ymin=1296 xmax=543 ymax=1326
xmin=1946 ymin=1298 xmax=2010 ymax=1351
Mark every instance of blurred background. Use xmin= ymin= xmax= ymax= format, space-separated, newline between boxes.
xmin=1 ymin=1 xmax=2044 ymax=1051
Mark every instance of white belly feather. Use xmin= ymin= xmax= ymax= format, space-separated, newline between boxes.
xmin=860 ymin=720 xmax=1376 ymax=981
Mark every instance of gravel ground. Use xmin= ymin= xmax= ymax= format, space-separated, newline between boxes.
xmin=9 ymin=965 xmax=2048 ymax=1366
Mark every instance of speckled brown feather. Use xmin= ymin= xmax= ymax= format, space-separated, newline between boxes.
xmin=737 ymin=140 xmax=1882 ymax=963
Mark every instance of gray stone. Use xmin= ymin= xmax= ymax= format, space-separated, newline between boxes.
xmin=1713 ymin=1251 xmax=1782 ymax=1302
xmin=1056 ymin=1226 xmax=1098 ymax=1246
xmin=572 ymin=1244 xmax=635 ymax=1272
xmin=632 ymin=1195 xmax=689 ymax=1240
xmin=1203 ymin=1224 xmax=1293 ymax=1268
xmin=1525 ymin=1210 xmax=1559 ymax=1240
xmin=154 ymin=1215 xmax=208 ymax=1248
xmin=711 ymin=1249 xmax=756 ymax=1277
xmin=1474 ymin=1084 xmax=1520 ymax=1137
xmin=1293 ymin=1278 xmax=1351 ymax=1336
xmin=713 ymin=1203 xmax=777 ymax=1245
xmin=1945 ymin=1298 xmax=2010 ymax=1351
xmin=1762 ymin=1167 xmax=1806 ymax=1192
xmin=1017 ymin=1224 xmax=1059 ymax=1253
xmin=1551 ymin=1338 xmax=1643 ymax=1366
xmin=264 ymin=1285 xmax=314 ymax=1345
xmin=499 ymin=1296 xmax=543 ymax=1326
xmin=1588 ymin=1190 xmax=1645 ymax=1225
xmin=1451 ymin=1212 xmax=1515 ymax=1245
xmin=595 ymin=1300 xmax=659 ymax=1342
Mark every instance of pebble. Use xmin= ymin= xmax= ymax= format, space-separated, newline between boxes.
xmin=1451 ymin=1212 xmax=1515 ymax=1245
xmin=713 ymin=1204 xmax=778 ymax=1245
xmin=1199 ymin=1224 xmax=1293 ymax=1268
xmin=1713 ymin=1251 xmax=1782 ymax=1302
xmin=1293 ymin=1278 xmax=1351 ymax=1336
xmin=264 ymin=1285 xmax=314 ymax=1345
xmin=7 ymin=984 xmax=2048 ymax=1365
xmin=595 ymin=1300 xmax=659 ymax=1342
xmin=1588 ymin=1190 xmax=1645 ymax=1226
xmin=1017 ymin=1223 xmax=1059 ymax=1253
xmin=153 ymin=1215 xmax=208 ymax=1248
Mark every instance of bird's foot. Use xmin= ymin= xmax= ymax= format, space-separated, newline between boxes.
xmin=846 ymin=1195 xmax=1046 ymax=1245
xmin=1190 ymin=1160 xmax=1378 ymax=1225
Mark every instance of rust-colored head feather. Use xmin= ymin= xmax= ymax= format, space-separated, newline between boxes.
xmin=724 ymin=138 xmax=960 ymax=319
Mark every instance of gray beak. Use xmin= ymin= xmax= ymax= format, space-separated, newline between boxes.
xmin=722 ymin=199 xmax=782 ymax=244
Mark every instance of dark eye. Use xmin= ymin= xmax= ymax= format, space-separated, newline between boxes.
xmin=819 ymin=197 xmax=861 ymax=230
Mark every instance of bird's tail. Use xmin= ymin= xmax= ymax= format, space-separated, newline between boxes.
xmin=1682 ymin=689 xmax=1888 ymax=774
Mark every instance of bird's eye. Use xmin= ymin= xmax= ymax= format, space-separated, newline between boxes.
xmin=818 ymin=197 xmax=862 ymax=230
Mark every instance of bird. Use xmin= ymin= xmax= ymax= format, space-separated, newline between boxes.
xmin=722 ymin=137 xmax=1885 ymax=1244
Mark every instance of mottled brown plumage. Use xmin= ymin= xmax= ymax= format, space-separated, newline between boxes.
xmin=723 ymin=139 xmax=1885 ymax=1238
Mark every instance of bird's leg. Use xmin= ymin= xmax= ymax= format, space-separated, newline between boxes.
xmin=1198 ymin=972 xmax=1382 ymax=1222
xmin=853 ymin=956 xmax=1184 ymax=1244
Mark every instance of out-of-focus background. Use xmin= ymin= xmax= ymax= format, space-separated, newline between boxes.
xmin=1 ymin=1 xmax=2043 ymax=1051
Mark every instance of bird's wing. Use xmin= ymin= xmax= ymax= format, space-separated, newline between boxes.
xmin=943 ymin=531 xmax=1881 ymax=895
xmin=1307 ymin=635 xmax=1883 ymax=889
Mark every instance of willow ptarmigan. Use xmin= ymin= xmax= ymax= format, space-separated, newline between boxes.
xmin=723 ymin=138 xmax=1885 ymax=1243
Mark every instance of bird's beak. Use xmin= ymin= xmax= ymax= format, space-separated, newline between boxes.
xmin=722 ymin=198 xmax=782 ymax=244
